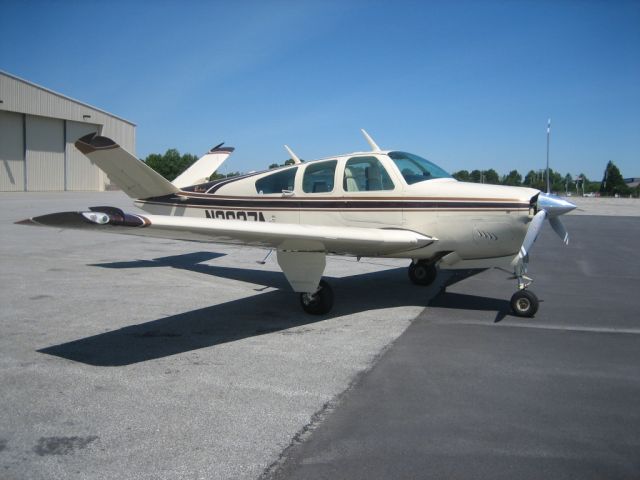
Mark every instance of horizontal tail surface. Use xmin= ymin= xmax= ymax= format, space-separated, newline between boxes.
xmin=75 ymin=134 xmax=179 ymax=199
xmin=172 ymin=144 xmax=234 ymax=188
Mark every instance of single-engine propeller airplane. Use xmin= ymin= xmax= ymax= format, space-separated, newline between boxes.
xmin=18 ymin=130 xmax=576 ymax=317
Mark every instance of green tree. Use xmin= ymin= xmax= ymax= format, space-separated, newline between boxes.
xmin=269 ymin=158 xmax=303 ymax=169
xmin=209 ymin=171 xmax=242 ymax=181
xmin=484 ymin=169 xmax=500 ymax=184
xmin=549 ymin=169 xmax=563 ymax=193
xmin=562 ymin=173 xmax=573 ymax=194
xmin=524 ymin=170 xmax=541 ymax=189
xmin=502 ymin=169 xmax=522 ymax=186
xmin=522 ymin=169 xmax=567 ymax=192
xmin=600 ymin=161 xmax=629 ymax=196
xmin=452 ymin=170 xmax=470 ymax=182
xmin=143 ymin=149 xmax=198 ymax=181
xmin=470 ymin=169 xmax=482 ymax=183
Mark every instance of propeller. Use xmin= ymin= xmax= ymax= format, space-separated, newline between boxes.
xmin=517 ymin=192 xmax=576 ymax=262
xmin=549 ymin=216 xmax=569 ymax=245
xmin=519 ymin=209 xmax=547 ymax=260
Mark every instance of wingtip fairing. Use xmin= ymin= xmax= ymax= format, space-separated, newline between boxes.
xmin=75 ymin=133 xmax=119 ymax=154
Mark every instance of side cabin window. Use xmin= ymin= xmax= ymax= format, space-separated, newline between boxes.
xmin=302 ymin=160 xmax=337 ymax=193
xmin=343 ymin=156 xmax=394 ymax=192
xmin=255 ymin=167 xmax=297 ymax=194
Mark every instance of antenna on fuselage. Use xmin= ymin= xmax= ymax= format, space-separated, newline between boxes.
xmin=361 ymin=129 xmax=382 ymax=152
xmin=284 ymin=145 xmax=302 ymax=164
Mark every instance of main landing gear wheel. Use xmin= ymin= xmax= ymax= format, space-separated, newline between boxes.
xmin=408 ymin=261 xmax=437 ymax=286
xmin=300 ymin=280 xmax=334 ymax=315
xmin=510 ymin=290 xmax=539 ymax=317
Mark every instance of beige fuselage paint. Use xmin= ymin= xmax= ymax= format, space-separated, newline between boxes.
xmin=135 ymin=152 xmax=537 ymax=268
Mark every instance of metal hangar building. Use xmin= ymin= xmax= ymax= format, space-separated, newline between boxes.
xmin=0 ymin=70 xmax=136 ymax=192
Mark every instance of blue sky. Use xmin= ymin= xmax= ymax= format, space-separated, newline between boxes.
xmin=2 ymin=0 xmax=639 ymax=180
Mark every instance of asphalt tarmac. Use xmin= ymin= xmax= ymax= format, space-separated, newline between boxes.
xmin=270 ymin=215 xmax=640 ymax=480
xmin=1 ymin=192 xmax=639 ymax=480
xmin=0 ymin=192 xmax=424 ymax=480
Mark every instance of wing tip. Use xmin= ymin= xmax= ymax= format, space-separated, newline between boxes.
xmin=209 ymin=145 xmax=235 ymax=154
xmin=75 ymin=133 xmax=119 ymax=154
xmin=14 ymin=218 xmax=38 ymax=226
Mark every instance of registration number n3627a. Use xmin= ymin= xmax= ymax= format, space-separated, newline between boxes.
xmin=205 ymin=210 xmax=266 ymax=222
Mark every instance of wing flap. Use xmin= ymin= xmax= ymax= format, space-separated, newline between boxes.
xmin=19 ymin=209 xmax=436 ymax=256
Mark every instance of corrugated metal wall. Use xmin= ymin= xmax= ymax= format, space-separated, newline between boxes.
xmin=0 ymin=110 xmax=25 ymax=191
xmin=25 ymin=115 xmax=65 ymax=191
xmin=0 ymin=71 xmax=136 ymax=191
xmin=0 ymin=72 xmax=135 ymax=153
xmin=66 ymin=120 xmax=100 ymax=190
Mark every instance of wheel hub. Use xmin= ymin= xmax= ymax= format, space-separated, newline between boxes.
xmin=516 ymin=298 xmax=530 ymax=311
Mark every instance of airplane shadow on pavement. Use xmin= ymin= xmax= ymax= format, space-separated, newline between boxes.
xmin=427 ymin=292 xmax=511 ymax=323
xmin=39 ymin=252 xmax=507 ymax=366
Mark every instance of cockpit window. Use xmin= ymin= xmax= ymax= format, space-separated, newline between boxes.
xmin=388 ymin=151 xmax=451 ymax=185
xmin=255 ymin=167 xmax=297 ymax=194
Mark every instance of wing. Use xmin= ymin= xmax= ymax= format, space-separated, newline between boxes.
xmin=17 ymin=207 xmax=436 ymax=257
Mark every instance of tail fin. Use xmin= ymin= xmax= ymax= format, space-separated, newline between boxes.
xmin=172 ymin=143 xmax=234 ymax=188
xmin=75 ymin=134 xmax=179 ymax=199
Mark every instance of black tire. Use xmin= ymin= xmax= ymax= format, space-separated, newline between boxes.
xmin=510 ymin=290 xmax=539 ymax=317
xmin=300 ymin=280 xmax=334 ymax=315
xmin=408 ymin=262 xmax=438 ymax=286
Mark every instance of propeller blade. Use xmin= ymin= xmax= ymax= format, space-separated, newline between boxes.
xmin=549 ymin=216 xmax=569 ymax=245
xmin=519 ymin=210 xmax=547 ymax=259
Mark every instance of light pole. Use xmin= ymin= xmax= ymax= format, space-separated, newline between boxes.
xmin=546 ymin=118 xmax=551 ymax=193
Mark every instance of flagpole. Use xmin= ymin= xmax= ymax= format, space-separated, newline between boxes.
xmin=546 ymin=118 xmax=551 ymax=193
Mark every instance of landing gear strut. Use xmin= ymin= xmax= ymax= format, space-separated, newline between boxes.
xmin=300 ymin=279 xmax=334 ymax=315
xmin=408 ymin=260 xmax=438 ymax=286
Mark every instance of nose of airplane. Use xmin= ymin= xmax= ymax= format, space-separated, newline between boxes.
xmin=537 ymin=192 xmax=577 ymax=217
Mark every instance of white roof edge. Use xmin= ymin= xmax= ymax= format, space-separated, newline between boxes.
xmin=312 ymin=150 xmax=393 ymax=163
xmin=261 ymin=151 xmax=394 ymax=171
xmin=0 ymin=70 xmax=136 ymax=126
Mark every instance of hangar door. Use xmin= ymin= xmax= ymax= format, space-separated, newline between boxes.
xmin=0 ymin=110 xmax=25 ymax=191
xmin=26 ymin=115 xmax=65 ymax=191
xmin=66 ymin=121 xmax=100 ymax=190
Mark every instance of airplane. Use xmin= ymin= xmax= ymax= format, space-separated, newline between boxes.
xmin=17 ymin=130 xmax=576 ymax=317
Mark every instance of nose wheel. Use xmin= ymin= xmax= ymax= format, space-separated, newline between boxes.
xmin=510 ymin=259 xmax=539 ymax=317
xmin=510 ymin=289 xmax=539 ymax=317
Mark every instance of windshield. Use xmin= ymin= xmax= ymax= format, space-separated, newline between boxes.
xmin=388 ymin=151 xmax=451 ymax=185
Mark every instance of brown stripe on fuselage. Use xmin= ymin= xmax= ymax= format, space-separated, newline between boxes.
xmin=140 ymin=203 xmax=528 ymax=213
xmin=139 ymin=195 xmax=529 ymax=212
xmin=175 ymin=191 xmax=526 ymax=202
